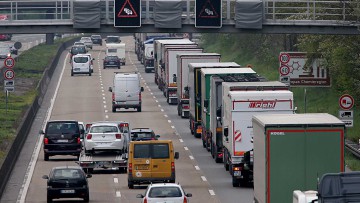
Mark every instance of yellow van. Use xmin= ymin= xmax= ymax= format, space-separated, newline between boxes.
xmin=127 ymin=140 xmax=179 ymax=189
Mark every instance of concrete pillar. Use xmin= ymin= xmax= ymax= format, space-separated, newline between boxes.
xmin=46 ymin=33 xmax=54 ymax=45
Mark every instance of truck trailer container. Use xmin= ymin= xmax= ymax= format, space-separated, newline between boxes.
xmin=176 ymin=53 xmax=221 ymax=118
xmin=252 ymin=113 xmax=346 ymax=203
xmin=188 ymin=62 xmax=240 ymax=138
xmin=208 ymin=80 xmax=287 ymax=163
xmin=222 ymin=90 xmax=294 ymax=187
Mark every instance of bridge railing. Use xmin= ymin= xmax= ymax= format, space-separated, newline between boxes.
xmin=0 ymin=0 xmax=358 ymax=26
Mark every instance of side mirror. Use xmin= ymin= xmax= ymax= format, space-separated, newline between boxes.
xmin=204 ymin=100 xmax=209 ymax=108
xmin=173 ymin=74 xmax=177 ymax=83
xmin=80 ymin=129 xmax=85 ymax=134
xmin=136 ymin=194 xmax=144 ymax=198
xmin=186 ymin=193 xmax=192 ymax=197
xmin=155 ymin=135 xmax=160 ymax=139
xmin=86 ymin=174 xmax=92 ymax=178
xmin=174 ymin=152 xmax=179 ymax=159
xmin=39 ymin=130 xmax=45 ymax=134
xmin=108 ymin=87 xmax=112 ymax=92
xmin=42 ymin=175 xmax=49 ymax=179
xmin=224 ymin=127 xmax=229 ymax=137
xmin=141 ymin=87 xmax=144 ymax=92
xmin=184 ymin=86 xmax=189 ymax=92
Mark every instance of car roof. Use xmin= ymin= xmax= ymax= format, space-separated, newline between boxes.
xmin=149 ymin=183 xmax=182 ymax=187
xmin=91 ymin=122 xmax=119 ymax=127
xmin=52 ymin=165 xmax=83 ymax=170
xmin=131 ymin=128 xmax=153 ymax=132
xmin=48 ymin=120 xmax=78 ymax=123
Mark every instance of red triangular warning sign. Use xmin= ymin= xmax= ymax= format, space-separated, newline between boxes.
xmin=198 ymin=0 xmax=219 ymax=18
xmin=117 ymin=0 xmax=138 ymax=18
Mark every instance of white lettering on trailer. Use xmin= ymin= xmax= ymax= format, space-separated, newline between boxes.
xmin=270 ymin=132 xmax=285 ymax=135
xmin=248 ymin=101 xmax=276 ymax=109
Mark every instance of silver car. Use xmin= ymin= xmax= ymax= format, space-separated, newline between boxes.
xmin=84 ymin=122 xmax=125 ymax=154
xmin=80 ymin=37 xmax=93 ymax=49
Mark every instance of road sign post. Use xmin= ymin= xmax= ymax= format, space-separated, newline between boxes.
xmin=338 ymin=94 xmax=354 ymax=127
xmin=195 ymin=0 xmax=222 ymax=28
xmin=114 ymin=0 xmax=141 ymax=27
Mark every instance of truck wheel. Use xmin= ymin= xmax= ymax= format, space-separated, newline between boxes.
xmin=89 ymin=72 xmax=91 ymax=76
xmin=112 ymin=106 xmax=116 ymax=112
xmin=71 ymin=71 xmax=74 ymax=76
xmin=88 ymin=168 xmax=94 ymax=174
xmin=211 ymin=144 xmax=215 ymax=158
xmin=202 ymin=139 xmax=206 ymax=148
xmin=232 ymin=177 xmax=240 ymax=187
xmin=44 ymin=153 xmax=49 ymax=161
xmin=223 ymin=154 xmax=229 ymax=171
xmin=128 ymin=181 xmax=134 ymax=189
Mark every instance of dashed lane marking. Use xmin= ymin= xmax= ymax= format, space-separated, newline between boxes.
xmin=116 ymin=191 xmax=121 ymax=197
xmin=209 ymin=190 xmax=215 ymax=196
xmin=195 ymin=166 xmax=200 ymax=170
xmin=189 ymin=156 xmax=194 ymax=160
xmin=114 ymin=178 xmax=118 ymax=183
xmin=164 ymin=115 xmax=168 ymax=117
xmin=184 ymin=147 xmax=188 ymax=150
xmin=161 ymin=109 xmax=164 ymax=112
xmin=179 ymin=139 xmax=183 ymax=142
xmin=171 ymin=126 xmax=175 ymax=129
xmin=168 ymin=120 xmax=171 ymax=123
xmin=201 ymin=176 xmax=207 ymax=181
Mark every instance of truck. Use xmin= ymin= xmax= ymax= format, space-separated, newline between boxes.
xmin=153 ymin=39 xmax=196 ymax=87
xmin=252 ymin=113 xmax=345 ymax=203
xmin=163 ymin=47 xmax=203 ymax=104
xmin=208 ymin=80 xmax=288 ymax=163
xmin=200 ymin=68 xmax=262 ymax=151
xmin=106 ymin=43 xmax=126 ymax=65
xmin=139 ymin=34 xmax=172 ymax=65
xmin=176 ymin=53 xmax=221 ymax=118
xmin=222 ymin=89 xmax=294 ymax=187
xmin=188 ymin=62 xmax=241 ymax=138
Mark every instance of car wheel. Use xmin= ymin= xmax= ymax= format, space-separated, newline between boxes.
xmin=112 ymin=106 xmax=116 ymax=113
xmin=232 ymin=177 xmax=240 ymax=187
xmin=71 ymin=71 xmax=74 ymax=76
xmin=118 ymin=66 xmax=120 ymax=69
xmin=137 ymin=106 xmax=141 ymax=112
xmin=47 ymin=195 xmax=52 ymax=203
xmin=128 ymin=181 xmax=134 ymax=189
xmin=44 ymin=153 xmax=49 ymax=161
xmin=83 ymin=193 xmax=90 ymax=202
xmin=89 ymin=72 xmax=91 ymax=76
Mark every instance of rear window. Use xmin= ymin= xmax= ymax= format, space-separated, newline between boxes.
xmin=52 ymin=169 xmax=84 ymax=179
xmin=107 ymin=36 xmax=120 ymax=43
xmin=74 ymin=56 xmax=89 ymax=63
xmin=149 ymin=187 xmax=182 ymax=198
xmin=133 ymin=143 xmax=169 ymax=159
xmin=90 ymin=126 xmax=118 ymax=133
xmin=46 ymin=122 xmax=79 ymax=134
xmin=71 ymin=47 xmax=86 ymax=54
xmin=106 ymin=56 xmax=119 ymax=60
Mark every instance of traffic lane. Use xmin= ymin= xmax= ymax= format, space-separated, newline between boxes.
xmin=25 ymin=46 xmax=122 ymax=202
xmin=137 ymin=58 xmax=254 ymax=202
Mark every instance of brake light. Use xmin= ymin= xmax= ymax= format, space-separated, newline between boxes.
xmin=233 ymin=166 xmax=242 ymax=171
xmin=128 ymin=163 xmax=132 ymax=173
xmin=119 ymin=123 xmax=128 ymax=128
xmin=115 ymin=134 xmax=121 ymax=139
xmin=112 ymin=93 xmax=115 ymax=101
xmin=183 ymin=197 xmax=188 ymax=203
xmin=44 ymin=138 xmax=49 ymax=144
xmin=183 ymin=105 xmax=189 ymax=109
xmin=87 ymin=134 xmax=92 ymax=139
xmin=144 ymin=197 xmax=147 ymax=203
xmin=171 ymin=162 xmax=175 ymax=172
xmin=77 ymin=137 xmax=81 ymax=144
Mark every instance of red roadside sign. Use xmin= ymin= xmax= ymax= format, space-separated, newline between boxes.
xmin=339 ymin=94 xmax=354 ymax=110
xmin=4 ymin=69 xmax=15 ymax=80
xmin=4 ymin=57 xmax=15 ymax=69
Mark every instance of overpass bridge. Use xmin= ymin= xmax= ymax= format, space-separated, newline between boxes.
xmin=0 ymin=0 xmax=359 ymax=34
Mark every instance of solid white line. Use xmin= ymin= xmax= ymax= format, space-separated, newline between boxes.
xmin=179 ymin=139 xmax=183 ymax=142
xmin=168 ymin=120 xmax=171 ymax=123
xmin=195 ymin=166 xmax=200 ymax=170
xmin=116 ymin=191 xmax=121 ymax=197
xmin=164 ymin=114 xmax=168 ymax=117
xmin=18 ymin=53 xmax=69 ymax=203
xmin=114 ymin=178 xmax=118 ymax=183
xmin=209 ymin=190 xmax=215 ymax=196
xmin=201 ymin=176 xmax=207 ymax=181
xmin=189 ymin=156 xmax=194 ymax=160
xmin=184 ymin=147 xmax=188 ymax=150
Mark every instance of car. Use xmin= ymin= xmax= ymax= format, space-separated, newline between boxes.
xmin=73 ymin=41 xmax=85 ymax=46
xmin=103 ymin=55 xmax=121 ymax=69
xmin=80 ymin=37 xmax=93 ymax=49
xmin=105 ymin=35 xmax=121 ymax=44
xmin=71 ymin=54 xmax=92 ymax=76
xmin=130 ymin=128 xmax=160 ymax=141
xmin=42 ymin=166 xmax=91 ymax=203
xmin=90 ymin=34 xmax=102 ymax=45
xmin=40 ymin=120 xmax=83 ymax=161
xmin=84 ymin=122 xmax=126 ymax=154
xmin=69 ymin=45 xmax=87 ymax=62
xmin=136 ymin=183 xmax=192 ymax=203
xmin=0 ymin=46 xmax=11 ymax=59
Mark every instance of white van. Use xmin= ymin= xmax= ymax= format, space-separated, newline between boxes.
xmin=71 ymin=54 xmax=93 ymax=76
xmin=109 ymin=73 xmax=144 ymax=112
xmin=106 ymin=43 xmax=126 ymax=65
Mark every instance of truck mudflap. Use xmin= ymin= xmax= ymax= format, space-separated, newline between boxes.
xmin=177 ymin=99 xmax=189 ymax=118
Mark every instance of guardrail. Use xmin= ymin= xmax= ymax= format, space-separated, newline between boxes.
xmin=345 ymin=139 xmax=360 ymax=159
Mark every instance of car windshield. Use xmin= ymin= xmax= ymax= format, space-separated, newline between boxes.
xmin=74 ymin=56 xmax=89 ymax=63
xmin=90 ymin=126 xmax=118 ymax=133
xmin=149 ymin=187 xmax=182 ymax=198
xmin=71 ymin=47 xmax=86 ymax=54
xmin=52 ymin=169 xmax=83 ymax=179
xmin=107 ymin=36 xmax=120 ymax=43
xmin=47 ymin=122 xmax=79 ymax=134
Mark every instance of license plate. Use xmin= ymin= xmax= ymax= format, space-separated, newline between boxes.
xmin=61 ymin=190 xmax=75 ymax=194
xmin=74 ymin=68 xmax=80 ymax=71
xmin=109 ymin=62 xmax=114 ymax=64
xmin=57 ymin=139 xmax=68 ymax=143
xmin=233 ymin=171 xmax=241 ymax=177
xmin=136 ymin=165 xmax=149 ymax=170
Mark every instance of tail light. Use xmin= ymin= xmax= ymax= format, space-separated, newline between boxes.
xmin=128 ymin=163 xmax=132 ymax=173
xmin=77 ymin=137 xmax=81 ymax=144
xmin=171 ymin=162 xmax=175 ymax=172
xmin=44 ymin=138 xmax=49 ymax=144
xmin=144 ymin=198 xmax=147 ymax=203
xmin=87 ymin=134 xmax=92 ymax=139
xmin=183 ymin=105 xmax=189 ymax=109
xmin=151 ymin=138 xmax=155 ymax=140
xmin=115 ymin=134 xmax=121 ymax=139
xmin=183 ymin=197 xmax=188 ymax=203
xmin=233 ymin=166 xmax=242 ymax=171
xmin=119 ymin=123 xmax=128 ymax=128
xmin=112 ymin=93 xmax=115 ymax=101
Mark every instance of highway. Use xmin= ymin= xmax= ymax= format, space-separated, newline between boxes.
xmin=1 ymin=35 xmax=253 ymax=203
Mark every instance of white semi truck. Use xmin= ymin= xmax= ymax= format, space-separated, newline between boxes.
xmin=222 ymin=87 xmax=294 ymax=187
xmin=176 ymin=53 xmax=221 ymax=118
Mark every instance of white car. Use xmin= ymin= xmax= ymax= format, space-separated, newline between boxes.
xmin=136 ymin=183 xmax=192 ymax=203
xmin=80 ymin=37 xmax=93 ymax=49
xmin=84 ymin=122 xmax=125 ymax=154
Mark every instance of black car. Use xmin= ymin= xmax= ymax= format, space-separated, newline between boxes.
xmin=103 ymin=55 xmax=121 ymax=69
xmin=43 ymin=166 xmax=91 ymax=203
xmin=90 ymin=34 xmax=102 ymax=45
xmin=40 ymin=120 xmax=84 ymax=161
xmin=130 ymin=128 xmax=160 ymax=141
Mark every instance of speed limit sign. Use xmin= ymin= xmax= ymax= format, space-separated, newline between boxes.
xmin=4 ymin=57 xmax=15 ymax=69
xmin=4 ymin=69 xmax=15 ymax=80
xmin=279 ymin=65 xmax=290 ymax=76
xmin=279 ymin=53 xmax=290 ymax=64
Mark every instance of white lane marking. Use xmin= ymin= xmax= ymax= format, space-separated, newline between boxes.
xmin=103 ymin=101 xmax=106 ymax=104
xmin=18 ymin=53 xmax=70 ymax=203
xmin=102 ymin=89 xmax=104 ymax=92
xmin=102 ymin=93 xmax=105 ymax=96
xmin=105 ymin=115 xmax=109 ymax=119
xmin=164 ymin=114 xmax=168 ymax=117
xmin=168 ymin=120 xmax=171 ymax=123
xmin=103 ymin=97 xmax=105 ymax=100
xmin=144 ymin=82 xmax=147 ymax=85
xmin=201 ymin=176 xmax=207 ymax=181
xmin=155 ymin=100 xmax=158 ymax=103
xmin=161 ymin=109 xmax=164 ymax=112
xmin=179 ymin=139 xmax=183 ymax=142
xmin=158 ymin=105 xmax=161 ymax=107
xmin=150 ymin=92 xmax=153 ymax=95
xmin=105 ymin=110 xmax=108 ymax=113
xmin=116 ymin=191 xmax=121 ymax=197
xmin=195 ymin=166 xmax=200 ymax=170
xmin=171 ymin=126 xmax=175 ymax=129
xmin=184 ymin=147 xmax=188 ymax=150
xmin=100 ymin=83 xmax=103 ymax=86
xmin=209 ymin=190 xmax=215 ymax=196
xmin=101 ymin=86 xmax=104 ymax=89
xmin=146 ymin=86 xmax=149 ymax=89
xmin=189 ymin=156 xmax=194 ymax=160
xmin=114 ymin=178 xmax=118 ymax=183
xmin=104 ymin=105 xmax=107 ymax=108
xmin=153 ymin=96 xmax=156 ymax=99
